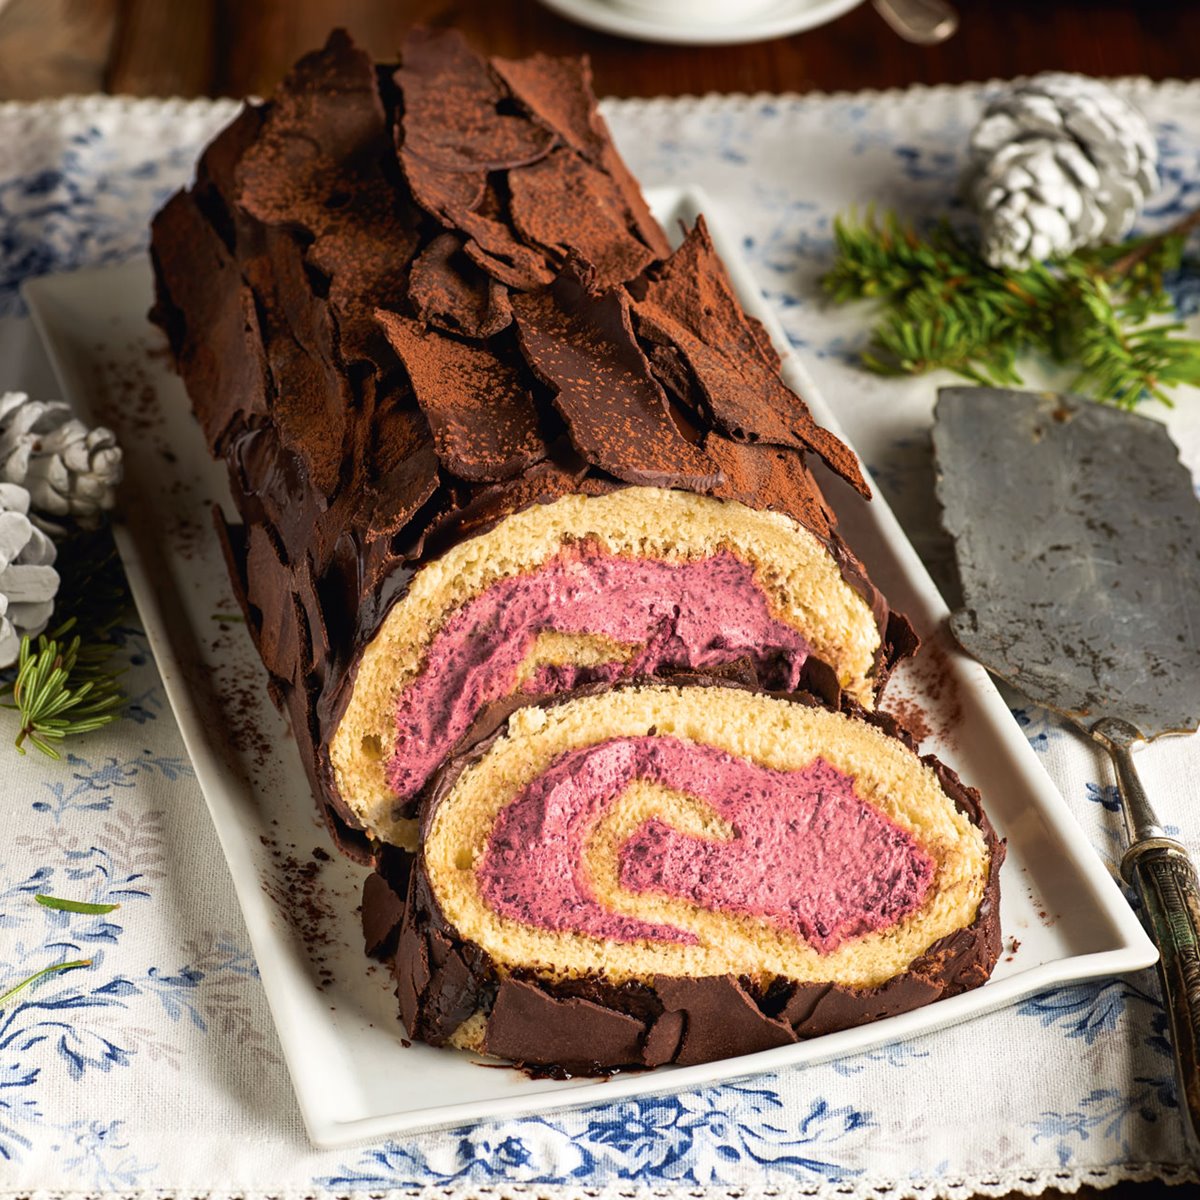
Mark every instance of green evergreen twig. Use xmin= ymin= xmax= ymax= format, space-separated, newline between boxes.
xmin=3 ymin=622 xmax=125 ymax=757
xmin=0 ymin=528 xmax=131 ymax=759
xmin=823 ymin=207 xmax=1200 ymax=407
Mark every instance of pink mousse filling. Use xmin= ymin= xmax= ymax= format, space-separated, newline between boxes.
xmin=476 ymin=737 xmax=935 ymax=953
xmin=387 ymin=547 xmax=811 ymax=801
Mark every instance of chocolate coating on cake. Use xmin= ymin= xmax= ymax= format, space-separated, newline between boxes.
xmin=512 ymin=265 xmax=721 ymax=489
xmin=407 ymin=233 xmax=513 ymax=339
xmin=369 ymin=676 xmax=1004 ymax=1073
xmin=636 ymin=219 xmax=868 ymax=497
xmin=376 ymin=311 xmax=546 ymax=482
xmin=150 ymin=28 xmax=914 ymax=862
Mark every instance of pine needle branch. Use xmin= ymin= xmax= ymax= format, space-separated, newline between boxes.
xmin=0 ymin=528 xmax=131 ymax=758
xmin=824 ymin=208 xmax=1200 ymax=408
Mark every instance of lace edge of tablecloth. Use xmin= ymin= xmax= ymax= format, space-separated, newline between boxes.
xmin=3 ymin=75 xmax=1200 ymax=124
xmin=2 ymin=1161 xmax=1198 ymax=1200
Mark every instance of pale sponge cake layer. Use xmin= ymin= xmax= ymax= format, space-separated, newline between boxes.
xmin=423 ymin=684 xmax=990 ymax=989
xmin=331 ymin=487 xmax=882 ymax=843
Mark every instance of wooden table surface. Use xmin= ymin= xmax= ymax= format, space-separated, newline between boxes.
xmin=1 ymin=0 xmax=1196 ymax=1195
xmin=0 ymin=0 xmax=1197 ymax=100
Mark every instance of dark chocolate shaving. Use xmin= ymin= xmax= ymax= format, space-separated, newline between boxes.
xmin=654 ymin=975 xmax=796 ymax=1066
xmin=512 ymin=266 xmax=721 ymax=489
xmin=377 ymin=310 xmax=546 ymax=482
xmin=486 ymin=978 xmax=645 ymax=1071
xmin=362 ymin=871 xmax=406 ymax=959
xmin=396 ymin=28 xmax=555 ymax=174
xmin=150 ymin=191 xmax=270 ymax=454
xmin=509 ymin=148 xmax=656 ymax=290
xmin=237 ymin=30 xmax=389 ymax=236
xmin=636 ymin=218 xmax=870 ymax=497
xmin=408 ymin=233 xmax=513 ymax=339
xmin=490 ymin=53 xmax=609 ymax=162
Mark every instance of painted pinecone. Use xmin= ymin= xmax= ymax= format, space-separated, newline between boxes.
xmin=0 ymin=481 xmax=59 ymax=667
xmin=0 ymin=392 xmax=123 ymax=529
xmin=965 ymin=73 xmax=1160 ymax=269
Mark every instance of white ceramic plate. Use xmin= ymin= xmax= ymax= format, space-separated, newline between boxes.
xmin=22 ymin=185 xmax=1156 ymax=1150
xmin=536 ymin=0 xmax=863 ymax=46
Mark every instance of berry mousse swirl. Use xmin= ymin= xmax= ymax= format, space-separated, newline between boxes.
xmin=419 ymin=684 xmax=993 ymax=990
xmin=386 ymin=545 xmax=811 ymax=802
xmin=476 ymin=736 xmax=935 ymax=953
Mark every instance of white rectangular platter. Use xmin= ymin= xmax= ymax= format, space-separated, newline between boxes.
xmin=22 ymin=185 xmax=1156 ymax=1149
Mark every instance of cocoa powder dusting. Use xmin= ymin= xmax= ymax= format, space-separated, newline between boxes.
xmin=884 ymin=626 xmax=965 ymax=753
xmin=213 ymin=665 xmax=275 ymax=771
xmin=882 ymin=695 xmax=932 ymax=745
xmin=260 ymin=833 xmax=339 ymax=989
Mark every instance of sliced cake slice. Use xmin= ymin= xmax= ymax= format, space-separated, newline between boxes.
xmin=365 ymin=679 xmax=1004 ymax=1073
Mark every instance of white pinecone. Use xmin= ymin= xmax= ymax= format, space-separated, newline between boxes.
xmin=965 ymin=74 xmax=1160 ymax=269
xmin=0 ymin=392 xmax=123 ymax=529
xmin=0 ymin=482 xmax=60 ymax=667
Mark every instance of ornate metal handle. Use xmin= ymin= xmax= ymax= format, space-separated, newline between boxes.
xmin=1128 ymin=849 xmax=1200 ymax=1147
xmin=1093 ymin=718 xmax=1200 ymax=1149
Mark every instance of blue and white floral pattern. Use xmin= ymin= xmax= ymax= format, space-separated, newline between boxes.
xmin=319 ymin=1087 xmax=870 ymax=1189
xmin=2 ymin=83 xmax=1199 ymax=1196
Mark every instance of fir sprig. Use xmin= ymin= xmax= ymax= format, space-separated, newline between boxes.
xmin=823 ymin=208 xmax=1200 ymax=407
xmin=0 ymin=527 xmax=131 ymax=758
xmin=4 ymin=621 xmax=124 ymax=757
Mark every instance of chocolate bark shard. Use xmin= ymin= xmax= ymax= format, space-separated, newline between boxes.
xmin=408 ymin=233 xmax=513 ymax=339
xmin=150 ymin=191 xmax=270 ymax=454
xmin=641 ymin=1008 xmax=686 ymax=1067
xmin=263 ymin=330 xmax=349 ymax=499
xmin=237 ymin=30 xmax=389 ymax=235
xmin=245 ymin=523 xmax=304 ymax=686
xmin=396 ymin=28 xmax=555 ymax=174
xmin=512 ymin=266 xmax=722 ymax=489
xmin=490 ymin=50 xmax=672 ymax=263
xmin=399 ymin=148 xmax=487 ymax=227
xmin=376 ymin=310 xmax=546 ymax=482
xmin=423 ymin=929 xmax=490 ymax=1041
xmin=458 ymin=208 xmax=556 ymax=291
xmin=193 ymin=102 xmax=267 ymax=255
xmin=636 ymin=218 xmax=870 ymax=497
xmin=703 ymin=438 xmax=837 ymax=543
xmin=362 ymin=870 xmax=407 ymax=960
xmin=490 ymin=53 xmax=609 ymax=163
xmin=235 ymin=30 xmax=420 ymax=364
xmin=211 ymin=509 xmax=257 ymax=642
xmin=307 ymin=188 xmax=422 ymax=363
xmin=782 ymin=975 xmax=942 ymax=1038
xmin=485 ymin=977 xmax=646 ymax=1070
xmin=394 ymin=30 xmax=557 ymax=293
xmin=395 ymin=916 xmax=430 ymax=1036
xmin=654 ymin=975 xmax=796 ymax=1066
xmin=509 ymin=148 xmax=657 ymax=290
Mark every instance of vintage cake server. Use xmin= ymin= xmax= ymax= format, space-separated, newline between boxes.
xmin=933 ymin=384 xmax=1200 ymax=1148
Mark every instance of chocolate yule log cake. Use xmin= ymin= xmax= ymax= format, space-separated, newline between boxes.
xmin=363 ymin=679 xmax=1003 ymax=1073
xmin=149 ymin=27 xmax=918 ymax=857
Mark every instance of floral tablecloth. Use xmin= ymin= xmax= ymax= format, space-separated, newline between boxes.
xmin=1 ymin=78 xmax=1200 ymax=1200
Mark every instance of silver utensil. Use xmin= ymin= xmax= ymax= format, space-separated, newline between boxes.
xmin=933 ymin=385 xmax=1200 ymax=1149
xmin=872 ymin=0 xmax=959 ymax=45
